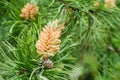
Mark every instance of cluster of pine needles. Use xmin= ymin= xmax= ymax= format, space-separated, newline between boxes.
xmin=0 ymin=0 xmax=120 ymax=80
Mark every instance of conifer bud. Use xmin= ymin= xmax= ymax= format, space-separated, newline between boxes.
xmin=39 ymin=58 xmax=53 ymax=68
xmin=20 ymin=3 xmax=38 ymax=20
xmin=94 ymin=2 xmax=100 ymax=7
xmin=104 ymin=0 xmax=115 ymax=8
xmin=43 ymin=58 xmax=53 ymax=68
xmin=35 ymin=20 xmax=64 ymax=59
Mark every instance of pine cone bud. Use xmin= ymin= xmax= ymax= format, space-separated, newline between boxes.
xmin=35 ymin=20 xmax=64 ymax=59
xmin=104 ymin=0 xmax=115 ymax=8
xmin=94 ymin=2 xmax=100 ymax=7
xmin=42 ymin=58 xmax=53 ymax=68
xmin=20 ymin=3 xmax=38 ymax=20
xmin=38 ymin=58 xmax=53 ymax=68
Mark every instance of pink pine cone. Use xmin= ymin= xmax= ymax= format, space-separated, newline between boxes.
xmin=35 ymin=20 xmax=64 ymax=58
xmin=104 ymin=0 xmax=116 ymax=8
xmin=20 ymin=3 xmax=38 ymax=20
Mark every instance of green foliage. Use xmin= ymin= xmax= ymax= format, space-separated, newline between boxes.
xmin=0 ymin=24 xmax=76 ymax=80
xmin=0 ymin=0 xmax=120 ymax=80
